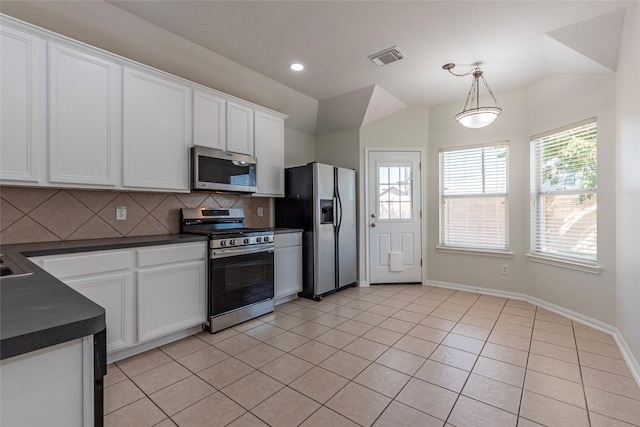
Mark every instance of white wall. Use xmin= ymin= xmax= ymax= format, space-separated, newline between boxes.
xmin=315 ymin=128 xmax=360 ymax=171
xmin=616 ymin=2 xmax=640 ymax=365
xmin=284 ymin=128 xmax=315 ymax=167
xmin=428 ymin=74 xmax=617 ymax=325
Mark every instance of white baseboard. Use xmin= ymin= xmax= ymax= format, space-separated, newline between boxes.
xmin=428 ymin=280 xmax=640 ymax=387
xmin=358 ymin=280 xmax=370 ymax=287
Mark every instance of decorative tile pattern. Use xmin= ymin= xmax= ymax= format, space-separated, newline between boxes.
xmin=0 ymin=186 xmax=273 ymax=244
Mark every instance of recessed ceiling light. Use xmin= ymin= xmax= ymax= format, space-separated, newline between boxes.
xmin=290 ymin=63 xmax=304 ymax=71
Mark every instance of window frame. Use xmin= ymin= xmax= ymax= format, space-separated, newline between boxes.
xmin=438 ymin=141 xmax=510 ymax=253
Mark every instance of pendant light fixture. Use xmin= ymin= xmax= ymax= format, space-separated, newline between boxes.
xmin=442 ymin=63 xmax=502 ymax=128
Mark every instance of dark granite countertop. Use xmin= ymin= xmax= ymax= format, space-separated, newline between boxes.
xmin=0 ymin=234 xmax=208 ymax=360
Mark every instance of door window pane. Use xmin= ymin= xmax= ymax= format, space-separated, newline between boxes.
xmin=378 ymin=165 xmax=412 ymax=220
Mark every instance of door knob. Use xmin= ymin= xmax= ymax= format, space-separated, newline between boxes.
xmin=371 ymin=213 xmax=376 ymax=218
xmin=370 ymin=223 xmax=376 ymax=227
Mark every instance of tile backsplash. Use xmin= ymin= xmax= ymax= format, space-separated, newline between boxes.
xmin=0 ymin=186 xmax=272 ymax=245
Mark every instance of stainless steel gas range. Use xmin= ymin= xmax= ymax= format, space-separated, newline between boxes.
xmin=180 ymin=208 xmax=274 ymax=333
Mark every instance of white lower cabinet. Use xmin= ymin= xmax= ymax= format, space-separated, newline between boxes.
xmin=274 ymin=232 xmax=302 ymax=299
xmin=29 ymin=242 xmax=206 ymax=359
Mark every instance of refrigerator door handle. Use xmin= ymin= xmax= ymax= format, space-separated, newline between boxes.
xmin=336 ymin=194 xmax=343 ymax=228
xmin=333 ymin=197 xmax=338 ymax=227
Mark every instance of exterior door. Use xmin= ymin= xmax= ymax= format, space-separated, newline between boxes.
xmin=368 ymin=150 xmax=422 ymax=283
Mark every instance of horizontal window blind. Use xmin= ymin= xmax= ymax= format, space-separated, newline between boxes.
xmin=440 ymin=143 xmax=509 ymax=250
xmin=531 ymin=119 xmax=597 ymax=261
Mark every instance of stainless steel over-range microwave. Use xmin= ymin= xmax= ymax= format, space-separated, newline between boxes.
xmin=191 ymin=146 xmax=257 ymax=193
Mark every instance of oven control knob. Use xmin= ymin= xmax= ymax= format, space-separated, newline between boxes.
xmin=229 ymin=239 xmax=236 ymax=246
xmin=220 ymin=240 xmax=227 ymax=247
xmin=244 ymin=238 xmax=250 ymax=244
xmin=256 ymin=237 xmax=262 ymax=243
xmin=263 ymin=236 xmax=270 ymax=242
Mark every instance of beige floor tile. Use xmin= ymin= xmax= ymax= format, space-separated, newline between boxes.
xmin=160 ymin=336 xmax=209 ymax=359
xmin=197 ymin=357 xmax=254 ymax=389
xmin=379 ymin=297 xmax=410 ymax=310
xmin=589 ymin=411 xmax=638 ymax=427
xmin=488 ymin=331 xmax=531 ymax=352
xmin=313 ymin=300 xmax=341 ymax=313
xmin=268 ymin=314 xmax=308 ymax=330
xmin=214 ymin=333 xmax=260 ymax=356
xmin=345 ymin=300 xmax=377 ymax=311
xmin=334 ymin=319 xmax=375 ymax=336
xmin=367 ymin=304 xmax=400 ymax=317
xmin=352 ymin=311 xmax=388 ymax=326
xmin=232 ymin=318 xmax=265 ymax=332
xmin=534 ymin=319 xmax=574 ymax=336
xmin=289 ymin=366 xmax=349 ymax=403
xmin=104 ymin=379 xmax=145 ymax=414
xmin=172 ymin=392 xmax=246 ymax=427
xmin=480 ymin=342 xmax=528 ymax=367
xmin=585 ymin=386 xmax=640 ymax=425
xmin=577 ymin=338 xmax=624 ymax=359
xmin=532 ymin=329 xmax=576 ymax=348
xmin=420 ymin=315 xmax=457 ymax=331
xmin=526 ymin=353 xmax=582 ymax=383
xmin=429 ymin=345 xmax=478 ymax=371
xmin=177 ymin=345 xmax=230 ymax=373
xmin=529 ymin=340 xmax=578 ymax=364
xmin=404 ymin=302 xmax=437 ymax=315
xmin=104 ymin=397 xmax=166 ymax=427
xmin=315 ymin=328 xmax=358 ymax=349
xmin=524 ymin=370 xmax=586 ymax=408
xmin=104 ymin=364 xmax=127 ymax=388
xmin=235 ymin=343 xmax=285 ymax=369
xmin=378 ymin=317 xmax=415 ymax=334
xmin=441 ymin=333 xmax=485 ymax=354
xmin=320 ymin=350 xmax=371 ymax=379
xmin=502 ymin=306 xmax=536 ymax=319
xmin=326 ymin=382 xmax=391 ymax=427
xmin=467 ymin=307 xmax=502 ymax=320
xmin=493 ymin=321 xmax=533 ymax=339
xmin=520 ymin=390 xmax=589 ymax=427
xmin=372 ymin=400 xmax=442 ymax=427
xmin=448 ymin=395 xmax=517 ymax=427
xmin=414 ymin=359 xmax=469 ymax=393
xmin=359 ymin=294 xmax=387 ymax=304
xmin=264 ymin=330 xmax=309 ymax=352
xmin=194 ymin=328 xmax=239 ymax=346
xmin=430 ymin=308 xmax=464 ymax=322
xmin=581 ymin=366 xmax=640 ymax=400
xmin=535 ymin=310 xmax=572 ymax=325
xmin=407 ymin=324 xmax=449 ymax=343
xmin=395 ymin=378 xmax=458 ymax=421
xmin=579 ymin=351 xmax=634 ymax=378
xmin=343 ymin=337 xmax=390 ymax=361
xmin=459 ymin=314 xmax=497 ymax=330
xmin=329 ymin=306 xmax=365 ymax=320
xmin=390 ymin=292 xmax=420 ymax=303
xmin=472 ymin=356 xmax=526 ymax=387
xmin=505 ymin=300 xmax=537 ymax=311
xmin=290 ymin=340 xmax=338 ymax=364
xmin=222 ymin=370 xmax=284 ymax=409
xmin=244 ymin=323 xmax=286 ymax=341
xmin=392 ymin=335 xmax=438 ymax=358
xmin=154 ymin=419 xmax=177 ymax=427
xmin=462 ymin=373 xmax=521 ymax=414
xmin=149 ymin=375 xmax=215 ymax=415
xmin=517 ymin=418 xmax=545 ymax=427
xmin=290 ymin=321 xmax=331 ymax=339
xmin=131 ymin=360 xmax=192 ymax=394
xmin=275 ymin=301 xmax=304 ymax=315
xmin=353 ymin=362 xmax=411 ymax=398
xmin=362 ymin=326 xmax=404 ymax=346
xmin=259 ymin=353 xmax=313 ymax=384
xmin=252 ymin=387 xmax=321 ymax=427
xmin=226 ymin=412 xmax=269 ymax=427
xmin=312 ymin=313 xmax=349 ymax=328
xmin=291 ymin=307 xmax=325 ymax=321
xmin=451 ymin=323 xmax=491 ymax=341
xmin=116 ymin=348 xmax=172 ymax=377
xmin=299 ymin=407 xmax=360 ymax=427
xmin=573 ymin=325 xmax=617 ymax=345
xmin=375 ymin=347 xmax=425 ymax=376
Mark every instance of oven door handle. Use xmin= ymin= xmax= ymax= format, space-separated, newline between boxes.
xmin=210 ymin=246 xmax=274 ymax=259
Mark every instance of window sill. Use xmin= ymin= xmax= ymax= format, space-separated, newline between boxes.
xmin=436 ymin=246 xmax=514 ymax=258
xmin=526 ymin=254 xmax=602 ymax=275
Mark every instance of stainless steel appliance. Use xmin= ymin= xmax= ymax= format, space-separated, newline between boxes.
xmin=275 ymin=162 xmax=357 ymax=300
xmin=191 ymin=146 xmax=257 ymax=193
xmin=180 ymin=208 xmax=274 ymax=332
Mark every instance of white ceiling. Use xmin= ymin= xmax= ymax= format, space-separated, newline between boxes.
xmin=107 ymin=1 xmax=627 ymax=133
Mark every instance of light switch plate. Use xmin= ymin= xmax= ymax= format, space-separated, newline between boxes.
xmin=257 ymin=207 xmax=264 ymax=217
xmin=116 ymin=206 xmax=127 ymax=221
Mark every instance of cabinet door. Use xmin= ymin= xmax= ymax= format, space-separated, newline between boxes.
xmin=254 ymin=111 xmax=284 ymax=197
xmin=226 ymin=101 xmax=254 ymax=155
xmin=193 ymin=89 xmax=226 ymax=150
xmin=65 ymin=272 xmax=133 ymax=353
xmin=137 ymin=261 xmax=206 ymax=342
xmin=123 ymin=67 xmax=191 ymax=191
xmin=49 ymin=43 xmax=120 ymax=186
xmin=0 ymin=25 xmax=43 ymax=183
xmin=275 ymin=245 xmax=302 ymax=298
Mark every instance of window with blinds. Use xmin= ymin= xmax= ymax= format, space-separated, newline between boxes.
xmin=439 ymin=143 xmax=509 ymax=251
xmin=530 ymin=118 xmax=597 ymax=262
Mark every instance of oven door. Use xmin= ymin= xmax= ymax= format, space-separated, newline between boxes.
xmin=209 ymin=248 xmax=274 ymax=317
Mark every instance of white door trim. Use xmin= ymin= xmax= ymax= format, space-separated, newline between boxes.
xmin=364 ymin=147 xmax=426 ymax=286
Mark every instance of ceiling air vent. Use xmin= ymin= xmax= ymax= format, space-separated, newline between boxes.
xmin=368 ymin=46 xmax=404 ymax=66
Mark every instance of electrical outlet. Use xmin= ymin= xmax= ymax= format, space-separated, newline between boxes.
xmin=116 ymin=206 xmax=127 ymax=221
xmin=501 ymin=264 xmax=509 ymax=275
xmin=257 ymin=207 xmax=264 ymax=217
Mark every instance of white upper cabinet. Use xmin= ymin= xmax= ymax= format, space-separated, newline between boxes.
xmin=48 ymin=43 xmax=121 ymax=186
xmin=0 ymin=25 xmax=43 ymax=183
xmin=254 ymin=111 xmax=285 ymax=197
xmin=193 ymin=89 xmax=226 ymax=151
xmin=123 ymin=67 xmax=192 ymax=192
xmin=226 ymin=101 xmax=254 ymax=156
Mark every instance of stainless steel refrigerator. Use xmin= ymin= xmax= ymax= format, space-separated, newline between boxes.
xmin=275 ymin=162 xmax=357 ymax=300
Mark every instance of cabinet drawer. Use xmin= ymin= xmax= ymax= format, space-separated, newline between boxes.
xmin=39 ymin=251 xmax=130 ymax=279
xmin=136 ymin=243 xmax=206 ymax=268
xmin=275 ymin=232 xmax=302 ymax=249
